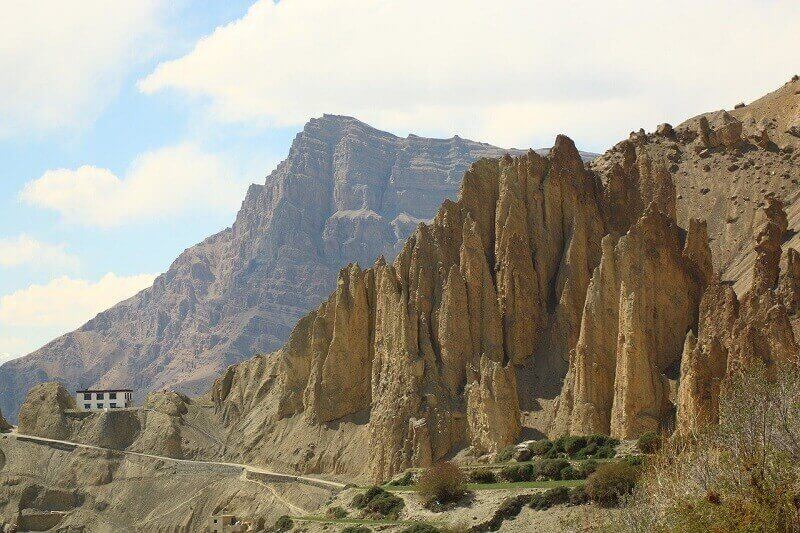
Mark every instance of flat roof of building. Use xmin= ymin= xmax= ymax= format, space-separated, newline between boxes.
xmin=76 ymin=388 xmax=133 ymax=393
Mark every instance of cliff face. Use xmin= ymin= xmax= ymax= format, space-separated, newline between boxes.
xmin=0 ymin=116 xmax=533 ymax=421
xmin=676 ymin=198 xmax=800 ymax=434
xmin=212 ymin=78 xmax=800 ymax=481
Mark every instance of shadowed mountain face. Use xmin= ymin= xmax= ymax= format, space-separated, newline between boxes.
xmin=0 ymin=115 xmax=597 ymax=421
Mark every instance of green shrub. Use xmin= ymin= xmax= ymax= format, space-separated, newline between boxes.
xmin=494 ymin=445 xmax=516 ymax=463
xmin=637 ymin=431 xmax=661 ymax=454
xmin=568 ymin=485 xmax=589 ymax=506
xmin=552 ymin=435 xmax=569 ymax=453
xmin=559 ymin=464 xmax=580 ymax=480
xmin=416 ymin=462 xmax=467 ymax=506
xmin=387 ymin=470 xmax=415 ymax=486
xmin=496 ymin=496 xmax=530 ymax=518
xmin=325 ymin=506 xmax=348 ymax=519
xmin=593 ymin=444 xmax=617 ymax=459
xmin=585 ymin=461 xmax=639 ymax=507
xmin=587 ymin=434 xmax=619 ymax=448
xmin=500 ymin=464 xmax=533 ymax=482
xmin=528 ymin=439 xmax=553 ymax=456
xmin=468 ymin=469 xmax=497 ymax=484
xmin=352 ymin=486 xmax=405 ymax=518
xmin=342 ymin=527 xmax=371 ymax=533
xmin=274 ymin=515 xmax=293 ymax=532
xmin=579 ymin=459 xmax=598 ymax=478
xmin=529 ymin=486 xmax=570 ymax=510
xmin=534 ymin=458 xmax=570 ymax=480
xmin=563 ymin=436 xmax=589 ymax=456
xmin=572 ymin=442 xmax=597 ymax=459
xmin=623 ymin=455 xmax=644 ymax=467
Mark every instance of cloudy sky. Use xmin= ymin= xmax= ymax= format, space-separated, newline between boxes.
xmin=1 ymin=0 xmax=798 ymax=364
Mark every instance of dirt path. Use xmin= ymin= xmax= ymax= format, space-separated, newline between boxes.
xmin=7 ymin=429 xmax=346 ymax=491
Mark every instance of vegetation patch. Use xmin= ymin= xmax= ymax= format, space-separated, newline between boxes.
xmin=325 ymin=506 xmax=348 ymax=519
xmin=352 ymin=486 xmax=405 ymax=519
xmin=528 ymin=486 xmax=571 ymax=510
xmin=615 ymin=363 xmax=800 ymax=532
xmin=342 ymin=527 xmax=371 ymax=533
xmin=494 ymin=445 xmax=516 ymax=463
xmin=416 ymin=462 xmax=469 ymax=510
xmin=585 ymin=461 xmax=639 ymax=507
xmin=274 ymin=515 xmax=293 ymax=532
xmin=387 ymin=471 xmax=415 ymax=487
xmin=636 ymin=431 xmax=661 ymax=454
xmin=468 ymin=468 xmax=497 ymax=484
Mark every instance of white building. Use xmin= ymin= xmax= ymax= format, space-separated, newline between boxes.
xmin=76 ymin=389 xmax=133 ymax=411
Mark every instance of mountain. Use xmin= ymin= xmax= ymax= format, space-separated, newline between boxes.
xmin=210 ymin=77 xmax=800 ymax=481
xmin=0 ymin=115 xmax=596 ymax=421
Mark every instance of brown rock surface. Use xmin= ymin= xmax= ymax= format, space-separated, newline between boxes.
xmin=17 ymin=383 xmax=76 ymax=440
xmin=555 ymin=204 xmax=709 ymax=439
xmin=677 ymin=199 xmax=800 ymax=434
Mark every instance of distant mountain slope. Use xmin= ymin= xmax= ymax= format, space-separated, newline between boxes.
xmin=0 ymin=115 xmax=595 ymax=421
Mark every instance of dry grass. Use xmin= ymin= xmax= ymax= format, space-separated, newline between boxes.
xmin=615 ymin=362 xmax=800 ymax=532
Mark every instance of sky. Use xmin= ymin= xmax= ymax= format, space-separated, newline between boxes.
xmin=1 ymin=0 xmax=798 ymax=364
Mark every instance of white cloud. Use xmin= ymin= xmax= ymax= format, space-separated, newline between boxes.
xmin=0 ymin=1 xmax=165 ymax=137
xmin=20 ymin=144 xmax=249 ymax=227
xmin=0 ymin=339 xmax=29 ymax=366
xmin=0 ymin=273 xmax=155 ymax=330
xmin=0 ymin=235 xmax=79 ymax=272
xmin=0 ymin=273 xmax=155 ymax=362
xmin=140 ymin=0 xmax=800 ymax=151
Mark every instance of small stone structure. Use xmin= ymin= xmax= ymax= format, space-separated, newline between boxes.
xmin=209 ymin=513 xmax=248 ymax=532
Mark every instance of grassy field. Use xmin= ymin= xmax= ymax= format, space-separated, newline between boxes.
xmin=381 ymin=479 xmax=584 ymax=492
xmin=293 ymin=515 xmax=411 ymax=525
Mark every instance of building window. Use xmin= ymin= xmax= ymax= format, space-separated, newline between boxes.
xmin=110 ymin=403 xmax=118 ymax=408
xmin=83 ymin=393 xmax=91 ymax=400
xmin=84 ymin=404 xmax=90 ymax=410
xmin=96 ymin=404 xmax=103 ymax=409
xmin=97 ymin=392 xmax=104 ymax=400
xmin=110 ymin=392 xmax=117 ymax=400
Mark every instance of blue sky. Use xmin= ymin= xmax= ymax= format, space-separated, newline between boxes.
xmin=1 ymin=0 xmax=798 ymax=363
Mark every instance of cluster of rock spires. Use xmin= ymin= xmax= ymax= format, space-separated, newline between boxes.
xmin=212 ymin=77 xmax=800 ymax=481
xmin=676 ymin=197 xmax=800 ymax=434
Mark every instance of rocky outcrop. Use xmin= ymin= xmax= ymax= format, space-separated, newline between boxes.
xmin=17 ymin=383 xmax=76 ymax=440
xmin=0 ymin=409 xmax=11 ymax=432
xmin=213 ymin=137 xmax=606 ymax=480
xmin=676 ymin=199 xmax=800 ymax=434
xmin=555 ymin=203 xmax=710 ymax=439
xmin=0 ymin=117 xmax=537 ymax=422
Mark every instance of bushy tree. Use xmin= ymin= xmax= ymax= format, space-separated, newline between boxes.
xmin=416 ymin=462 xmax=467 ymax=506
